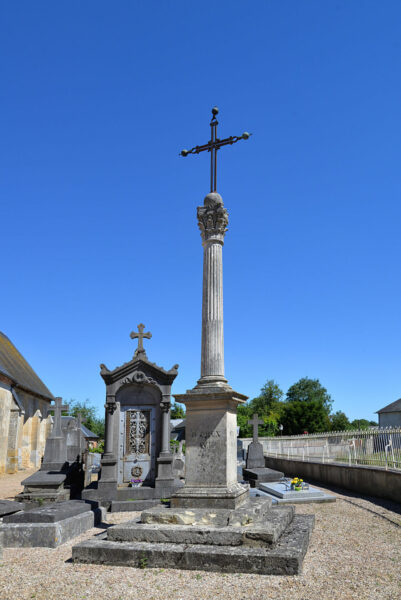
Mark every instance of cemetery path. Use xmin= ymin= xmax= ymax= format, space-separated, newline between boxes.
xmin=0 ymin=467 xmax=38 ymax=499
xmin=0 ymin=483 xmax=400 ymax=600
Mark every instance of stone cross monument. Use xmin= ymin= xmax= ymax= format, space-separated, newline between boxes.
xmin=248 ymin=413 xmax=264 ymax=443
xmin=130 ymin=323 xmax=152 ymax=358
xmin=172 ymin=108 xmax=251 ymax=509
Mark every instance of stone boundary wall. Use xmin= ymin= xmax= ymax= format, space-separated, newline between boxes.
xmin=263 ymin=455 xmax=401 ymax=505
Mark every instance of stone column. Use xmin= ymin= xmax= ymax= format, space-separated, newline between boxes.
xmin=197 ymin=192 xmax=228 ymax=387
xmin=155 ymin=393 xmax=175 ymax=491
xmin=172 ymin=193 xmax=248 ymax=509
xmin=160 ymin=396 xmax=171 ymax=455
xmin=103 ymin=396 xmax=116 ymax=456
xmin=98 ymin=394 xmax=117 ymax=492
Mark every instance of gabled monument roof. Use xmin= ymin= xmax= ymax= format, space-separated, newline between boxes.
xmin=100 ymin=354 xmax=178 ymax=386
xmin=0 ymin=331 xmax=53 ymax=401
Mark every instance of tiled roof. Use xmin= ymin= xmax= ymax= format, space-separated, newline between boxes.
xmin=0 ymin=331 xmax=53 ymax=400
xmin=376 ymin=398 xmax=401 ymax=414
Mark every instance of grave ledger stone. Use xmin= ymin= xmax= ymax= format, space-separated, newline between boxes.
xmin=82 ymin=326 xmax=182 ymax=510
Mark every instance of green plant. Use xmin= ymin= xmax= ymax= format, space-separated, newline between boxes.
xmin=37 ymin=498 xmax=44 ymax=507
xmin=160 ymin=498 xmax=170 ymax=504
xmin=138 ymin=552 xmax=148 ymax=569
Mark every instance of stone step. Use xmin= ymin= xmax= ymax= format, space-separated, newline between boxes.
xmin=72 ymin=514 xmax=314 ymax=575
xmin=141 ymin=497 xmax=272 ymax=527
xmin=115 ymin=487 xmax=155 ymax=500
xmin=108 ymin=506 xmax=294 ymax=545
xmin=110 ymin=500 xmax=161 ymax=512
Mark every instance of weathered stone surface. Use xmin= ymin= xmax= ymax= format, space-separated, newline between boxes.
xmin=142 ymin=498 xmax=272 ymax=527
xmin=73 ymin=514 xmax=314 ymax=575
xmin=3 ymin=500 xmax=93 ymax=524
xmin=0 ymin=500 xmax=25 ymax=517
xmin=243 ymin=467 xmax=284 ymax=487
xmin=1 ymin=510 xmax=96 ymax=548
xmin=108 ymin=506 xmax=294 ymax=546
xmin=110 ymin=500 xmax=161 ymax=512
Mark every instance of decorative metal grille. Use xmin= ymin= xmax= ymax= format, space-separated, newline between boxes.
xmin=125 ymin=410 xmax=150 ymax=457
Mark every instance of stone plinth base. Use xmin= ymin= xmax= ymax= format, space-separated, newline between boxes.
xmin=72 ymin=497 xmax=315 ymax=575
xmin=172 ymin=385 xmax=247 ymax=509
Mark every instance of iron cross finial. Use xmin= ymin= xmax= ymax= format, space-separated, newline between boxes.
xmin=130 ymin=323 xmax=152 ymax=357
xmin=180 ymin=107 xmax=252 ymax=193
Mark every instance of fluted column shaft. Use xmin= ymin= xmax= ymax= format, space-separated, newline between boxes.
xmin=201 ymin=239 xmax=224 ymax=379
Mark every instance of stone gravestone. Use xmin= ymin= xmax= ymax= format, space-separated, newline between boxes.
xmin=17 ymin=398 xmax=86 ymax=503
xmin=82 ymin=325 xmax=182 ymax=511
xmin=246 ymin=414 xmax=265 ymax=468
xmin=243 ymin=413 xmax=284 ymax=487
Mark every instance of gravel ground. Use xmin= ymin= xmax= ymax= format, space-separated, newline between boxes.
xmin=0 ymin=483 xmax=400 ymax=600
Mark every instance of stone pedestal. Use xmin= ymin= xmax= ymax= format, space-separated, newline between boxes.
xmin=172 ymin=388 xmax=248 ymax=509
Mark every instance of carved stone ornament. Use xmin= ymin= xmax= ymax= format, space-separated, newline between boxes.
xmin=197 ymin=196 xmax=228 ymax=243
xmin=121 ymin=371 xmax=158 ymax=387
xmin=131 ymin=465 xmax=143 ymax=478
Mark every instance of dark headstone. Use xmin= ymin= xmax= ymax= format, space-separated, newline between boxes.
xmin=246 ymin=441 xmax=265 ymax=469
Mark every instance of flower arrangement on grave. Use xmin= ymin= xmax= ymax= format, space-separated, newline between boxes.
xmin=291 ymin=477 xmax=303 ymax=491
xmin=129 ymin=478 xmax=143 ymax=487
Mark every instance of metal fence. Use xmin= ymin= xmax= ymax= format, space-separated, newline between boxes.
xmin=256 ymin=428 xmax=401 ymax=471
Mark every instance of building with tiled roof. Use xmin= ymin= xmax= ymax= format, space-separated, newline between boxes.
xmin=376 ymin=398 xmax=401 ymax=428
xmin=0 ymin=332 xmax=54 ymax=474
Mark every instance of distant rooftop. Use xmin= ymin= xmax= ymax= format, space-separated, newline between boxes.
xmin=0 ymin=331 xmax=53 ymax=401
xmin=376 ymin=398 xmax=401 ymax=414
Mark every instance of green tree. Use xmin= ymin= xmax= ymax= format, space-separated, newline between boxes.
xmin=68 ymin=399 xmax=105 ymax=438
xmin=237 ymin=380 xmax=284 ymax=437
xmin=282 ymin=378 xmax=332 ymax=435
xmin=281 ymin=399 xmax=331 ymax=435
xmin=286 ymin=377 xmax=333 ymax=413
xmin=350 ymin=419 xmax=373 ymax=430
xmin=171 ymin=402 xmax=185 ymax=419
xmin=330 ymin=410 xmax=351 ymax=432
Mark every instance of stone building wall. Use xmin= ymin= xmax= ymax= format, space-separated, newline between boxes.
xmin=0 ymin=379 xmax=52 ymax=475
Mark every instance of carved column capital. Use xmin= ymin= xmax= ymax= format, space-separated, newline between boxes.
xmin=197 ymin=193 xmax=228 ymax=244
xmin=105 ymin=395 xmax=117 ymax=415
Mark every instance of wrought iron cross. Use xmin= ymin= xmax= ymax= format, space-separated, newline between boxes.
xmin=248 ymin=413 xmax=264 ymax=443
xmin=130 ymin=323 xmax=152 ymax=357
xmin=47 ymin=396 xmax=69 ymax=437
xmin=180 ymin=107 xmax=251 ymax=193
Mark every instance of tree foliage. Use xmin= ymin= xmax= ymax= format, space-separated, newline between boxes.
xmin=238 ymin=380 xmax=284 ymax=437
xmin=330 ymin=410 xmax=351 ymax=431
xmin=68 ymin=399 xmax=105 ymax=438
xmin=171 ymin=402 xmax=186 ymax=419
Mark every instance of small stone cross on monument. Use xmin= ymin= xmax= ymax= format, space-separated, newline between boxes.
xmin=47 ymin=397 xmax=69 ymax=437
xmin=248 ymin=413 xmax=264 ymax=443
xmin=130 ymin=323 xmax=152 ymax=357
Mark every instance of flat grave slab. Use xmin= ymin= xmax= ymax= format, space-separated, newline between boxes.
xmin=258 ymin=482 xmax=336 ymax=504
xmin=243 ymin=467 xmax=284 ymax=484
xmin=3 ymin=500 xmax=92 ymax=523
xmin=0 ymin=500 xmax=105 ymax=548
xmin=0 ymin=500 xmax=25 ymax=518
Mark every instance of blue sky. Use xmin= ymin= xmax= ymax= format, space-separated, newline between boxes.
xmin=1 ymin=1 xmax=400 ymax=422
